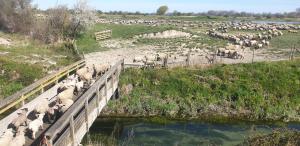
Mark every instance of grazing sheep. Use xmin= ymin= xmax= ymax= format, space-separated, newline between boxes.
xmin=34 ymin=98 xmax=49 ymax=115
xmin=11 ymin=108 xmax=28 ymax=130
xmin=58 ymin=99 xmax=74 ymax=113
xmin=156 ymin=53 xmax=167 ymax=61
xmin=57 ymin=86 xmax=75 ymax=100
xmin=28 ymin=113 xmax=45 ymax=139
xmin=133 ymin=56 xmax=145 ymax=63
xmin=0 ymin=128 xmax=14 ymax=146
xmin=9 ymin=126 xmax=26 ymax=146
xmin=145 ymin=55 xmax=157 ymax=62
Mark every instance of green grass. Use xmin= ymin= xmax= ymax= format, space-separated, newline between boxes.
xmin=0 ymin=31 xmax=79 ymax=99
xmin=0 ymin=58 xmax=44 ymax=99
xmin=108 ymin=59 xmax=300 ymax=121
xmin=270 ymin=31 xmax=300 ymax=50
xmin=77 ymin=24 xmax=174 ymax=53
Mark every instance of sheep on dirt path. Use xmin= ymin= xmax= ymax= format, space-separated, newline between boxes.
xmin=11 ymin=108 xmax=28 ymax=131
xmin=28 ymin=113 xmax=45 ymax=139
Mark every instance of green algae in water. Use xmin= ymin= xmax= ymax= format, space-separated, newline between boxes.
xmin=83 ymin=118 xmax=300 ymax=146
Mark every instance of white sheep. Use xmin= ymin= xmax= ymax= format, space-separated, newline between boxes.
xmin=93 ymin=64 xmax=110 ymax=77
xmin=28 ymin=113 xmax=45 ymax=139
xmin=133 ymin=56 xmax=145 ymax=63
xmin=9 ymin=126 xmax=26 ymax=146
xmin=58 ymin=99 xmax=74 ymax=113
xmin=11 ymin=108 xmax=28 ymax=130
xmin=57 ymin=86 xmax=75 ymax=100
xmin=0 ymin=128 xmax=14 ymax=146
xmin=75 ymin=80 xmax=84 ymax=94
xmin=76 ymin=67 xmax=89 ymax=80
xmin=145 ymin=55 xmax=157 ymax=62
xmin=34 ymin=98 xmax=49 ymax=115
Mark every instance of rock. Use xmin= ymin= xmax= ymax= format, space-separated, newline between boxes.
xmin=122 ymin=84 xmax=134 ymax=95
xmin=0 ymin=52 xmax=10 ymax=55
xmin=0 ymin=37 xmax=11 ymax=46
xmin=9 ymin=70 xmax=20 ymax=81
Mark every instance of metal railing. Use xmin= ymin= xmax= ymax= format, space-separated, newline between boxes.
xmin=0 ymin=60 xmax=86 ymax=114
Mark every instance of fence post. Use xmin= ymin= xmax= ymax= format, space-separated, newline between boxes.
xmin=69 ymin=115 xmax=77 ymax=146
xmin=163 ymin=56 xmax=168 ymax=68
xmin=121 ymin=59 xmax=125 ymax=72
xmin=85 ymin=99 xmax=89 ymax=133
xmin=96 ymin=85 xmax=101 ymax=115
xmin=105 ymin=78 xmax=108 ymax=103
xmin=186 ymin=51 xmax=191 ymax=67
xmin=111 ymin=73 xmax=115 ymax=98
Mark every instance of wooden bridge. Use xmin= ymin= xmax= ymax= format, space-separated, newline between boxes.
xmin=0 ymin=59 xmax=125 ymax=146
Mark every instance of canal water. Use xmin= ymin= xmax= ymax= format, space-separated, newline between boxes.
xmin=84 ymin=118 xmax=300 ymax=146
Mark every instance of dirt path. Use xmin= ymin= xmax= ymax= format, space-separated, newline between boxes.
xmin=85 ymin=43 xmax=290 ymax=67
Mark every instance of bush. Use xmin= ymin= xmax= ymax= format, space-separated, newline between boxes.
xmin=0 ymin=0 xmax=34 ymax=33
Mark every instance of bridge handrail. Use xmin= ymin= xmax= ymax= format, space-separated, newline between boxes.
xmin=45 ymin=59 xmax=124 ymax=143
xmin=0 ymin=60 xmax=86 ymax=114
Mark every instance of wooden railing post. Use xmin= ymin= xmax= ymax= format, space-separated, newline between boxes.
xmin=105 ymin=78 xmax=108 ymax=103
xmin=96 ymin=86 xmax=101 ymax=115
xmin=41 ymin=85 xmax=44 ymax=94
xmin=21 ymin=95 xmax=25 ymax=106
xmin=121 ymin=59 xmax=125 ymax=72
xmin=85 ymin=99 xmax=89 ymax=131
xmin=69 ymin=115 xmax=77 ymax=146
xmin=111 ymin=74 xmax=115 ymax=94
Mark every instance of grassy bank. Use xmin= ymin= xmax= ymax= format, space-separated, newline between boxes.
xmin=104 ymin=59 xmax=300 ymax=122
xmin=0 ymin=32 xmax=79 ymax=99
xmin=241 ymin=129 xmax=300 ymax=146
xmin=0 ymin=58 xmax=44 ymax=98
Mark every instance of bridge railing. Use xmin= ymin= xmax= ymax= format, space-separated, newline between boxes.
xmin=0 ymin=60 xmax=86 ymax=115
xmin=45 ymin=59 xmax=124 ymax=146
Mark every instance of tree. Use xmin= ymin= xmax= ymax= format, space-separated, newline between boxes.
xmin=156 ymin=5 xmax=168 ymax=15
xmin=0 ymin=0 xmax=33 ymax=33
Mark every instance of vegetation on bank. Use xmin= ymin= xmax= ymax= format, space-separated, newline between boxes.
xmin=0 ymin=32 xmax=79 ymax=99
xmin=270 ymin=30 xmax=300 ymax=51
xmin=240 ymin=129 xmax=300 ymax=146
xmin=0 ymin=58 xmax=44 ymax=99
xmin=105 ymin=59 xmax=300 ymax=122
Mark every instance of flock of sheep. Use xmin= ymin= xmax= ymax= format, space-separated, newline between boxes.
xmin=0 ymin=63 xmax=110 ymax=146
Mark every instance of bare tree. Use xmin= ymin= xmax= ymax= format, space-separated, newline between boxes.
xmin=0 ymin=0 xmax=34 ymax=33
